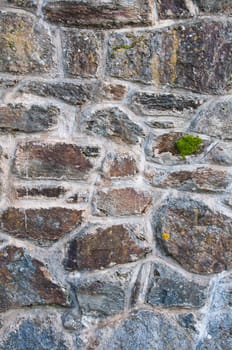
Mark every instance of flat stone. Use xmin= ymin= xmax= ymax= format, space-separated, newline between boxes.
xmin=0 ymin=104 xmax=59 ymax=132
xmin=13 ymin=142 xmax=99 ymax=180
xmin=43 ymin=0 xmax=152 ymax=28
xmin=1 ymin=0 xmax=37 ymax=12
xmin=93 ymin=187 xmax=152 ymax=216
xmin=61 ymin=30 xmax=102 ymax=78
xmin=206 ymin=142 xmax=232 ymax=165
xmin=0 ymin=11 xmax=55 ymax=74
xmin=102 ymin=152 xmax=138 ymax=178
xmin=1 ymin=207 xmax=83 ymax=244
xmin=81 ymin=107 xmax=143 ymax=144
xmin=64 ymin=224 xmax=150 ymax=271
xmin=153 ymin=197 xmax=232 ymax=274
xmin=189 ymin=97 xmax=232 ymax=140
xmin=157 ymin=0 xmax=192 ymax=19
xmin=16 ymin=186 xmax=66 ymax=198
xmin=195 ymin=0 xmax=232 ymax=15
xmin=0 ymin=245 xmax=69 ymax=312
xmin=101 ymin=83 xmax=127 ymax=101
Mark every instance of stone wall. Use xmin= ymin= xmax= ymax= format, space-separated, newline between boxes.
xmin=0 ymin=0 xmax=231 ymax=349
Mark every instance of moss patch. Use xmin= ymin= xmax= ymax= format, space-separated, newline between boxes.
xmin=175 ymin=135 xmax=202 ymax=158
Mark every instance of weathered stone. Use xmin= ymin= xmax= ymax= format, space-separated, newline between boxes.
xmin=1 ymin=0 xmax=37 ymax=12
xmin=102 ymin=153 xmax=138 ymax=178
xmin=153 ymin=197 xmax=232 ymax=274
xmin=157 ymin=0 xmax=192 ymax=19
xmin=195 ymin=0 xmax=232 ymax=15
xmin=108 ymin=20 xmax=232 ymax=93
xmin=81 ymin=107 xmax=143 ymax=144
xmin=0 ymin=245 xmax=69 ymax=312
xmin=189 ymin=97 xmax=232 ymax=140
xmin=93 ymin=309 xmax=194 ymax=349
xmin=101 ymin=83 xmax=127 ymax=101
xmin=146 ymin=120 xmax=175 ymax=129
xmin=16 ymin=186 xmax=66 ymax=198
xmin=177 ymin=313 xmax=197 ymax=332
xmin=18 ymin=80 xmax=100 ymax=106
xmin=43 ymin=0 xmax=153 ymax=28
xmin=0 ymin=104 xmax=58 ymax=132
xmin=0 ymin=11 xmax=55 ymax=74
xmin=145 ymin=165 xmax=230 ymax=193
xmin=13 ymin=142 xmax=99 ymax=180
xmin=207 ymin=142 xmax=232 ymax=165
xmin=66 ymin=191 xmax=89 ymax=203
xmin=71 ymin=267 xmax=134 ymax=317
xmin=1 ymin=207 xmax=83 ymax=243
xmin=64 ymin=224 xmax=150 ymax=271
xmin=61 ymin=30 xmax=102 ymax=78
xmin=0 ymin=318 xmax=69 ymax=350
xmin=0 ymin=78 xmax=18 ymax=101
xmin=93 ymin=187 xmax=152 ymax=216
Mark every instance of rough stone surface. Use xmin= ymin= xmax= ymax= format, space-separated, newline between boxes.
xmin=81 ymin=107 xmax=143 ymax=144
xmin=61 ymin=30 xmax=102 ymax=78
xmin=64 ymin=224 xmax=150 ymax=271
xmin=0 ymin=11 xmax=55 ymax=74
xmin=13 ymin=142 xmax=99 ymax=180
xmin=157 ymin=0 xmax=192 ymax=19
xmin=93 ymin=187 xmax=152 ymax=216
xmin=43 ymin=0 xmax=153 ymax=28
xmin=0 ymin=245 xmax=69 ymax=312
xmin=196 ymin=0 xmax=232 ymax=15
xmin=153 ymin=198 xmax=232 ymax=274
xmin=102 ymin=152 xmax=138 ymax=178
xmin=1 ymin=0 xmax=37 ymax=12
xmin=207 ymin=142 xmax=232 ymax=165
xmin=0 ymin=104 xmax=59 ymax=132
xmin=16 ymin=186 xmax=66 ymax=198
xmin=101 ymin=83 xmax=127 ymax=101
xmin=1 ymin=207 xmax=83 ymax=243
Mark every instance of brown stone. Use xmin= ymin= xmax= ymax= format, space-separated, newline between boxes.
xmin=61 ymin=30 xmax=102 ymax=78
xmin=0 ymin=245 xmax=69 ymax=312
xmin=102 ymin=153 xmax=138 ymax=178
xmin=16 ymin=186 xmax=66 ymax=198
xmin=13 ymin=142 xmax=99 ymax=180
xmin=64 ymin=224 xmax=150 ymax=271
xmin=153 ymin=198 xmax=232 ymax=274
xmin=93 ymin=187 xmax=152 ymax=216
xmin=101 ymin=83 xmax=127 ymax=101
xmin=0 ymin=11 xmax=55 ymax=74
xmin=1 ymin=207 xmax=83 ymax=244
xmin=43 ymin=0 xmax=152 ymax=28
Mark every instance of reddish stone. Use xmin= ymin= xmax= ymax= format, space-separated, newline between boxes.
xmin=102 ymin=153 xmax=138 ymax=178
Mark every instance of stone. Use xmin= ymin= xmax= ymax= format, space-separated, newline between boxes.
xmin=16 ymin=186 xmax=66 ymax=198
xmin=0 ymin=318 xmax=69 ymax=350
xmin=101 ymin=83 xmax=127 ymax=101
xmin=146 ymin=120 xmax=175 ymax=129
xmin=61 ymin=30 xmax=102 ymax=78
xmin=0 ymin=104 xmax=59 ymax=132
xmin=102 ymin=153 xmax=138 ymax=178
xmin=189 ymin=97 xmax=232 ymax=140
xmin=66 ymin=191 xmax=89 ymax=204
xmin=0 ymin=78 xmax=18 ymax=101
xmin=64 ymin=224 xmax=150 ymax=271
xmin=13 ymin=142 xmax=99 ymax=180
xmin=18 ymin=80 xmax=100 ymax=106
xmin=153 ymin=197 xmax=232 ymax=274
xmin=81 ymin=107 xmax=143 ymax=144
xmin=145 ymin=165 xmax=230 ymax=193
xmin=93 ymin=309 xmax=194 ymax=349
xmin=195 ymin=0 xmax=232 ymax=15
xmin=71 ymin=266 xmax=134 ymax=317
xmin=43 ymin=0 xmax=153 ymax=28
xmin=1 ymin=207 xmax=83 ymax=244
xmin=207 ymin=142 xmax=232 ymax=165
xmin=93 ymin=187 xmax=152 ymax=216
xmin=1 ymin=0 xmax=37 ymax=12
xmin=157 ymin=0 xmax=192 ymax=19
xmin=0 ymin=245 xmax=69 ymax=312
xmin=0 ymin=11 xmax=55 ymax=74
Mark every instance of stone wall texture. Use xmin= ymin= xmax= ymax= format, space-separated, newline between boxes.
xmin=0 ymin=1 xmax=231 ymax=349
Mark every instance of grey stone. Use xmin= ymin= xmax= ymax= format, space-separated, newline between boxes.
xmin=206 ymin=142 xmax=232 ymax=165
xmin=195 ymin=0 xmax=232 ymax=15
xmin=157 ymin=0 xmax=192 ymax=19
xmin=1 ymin=0 xmax=37 ymax=12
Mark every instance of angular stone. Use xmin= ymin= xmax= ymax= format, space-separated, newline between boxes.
xmin=16 ymin=186 xmax=66 ymax=198
xmin=157 ymin=0 xmax=192 ymax=19
xmin=196 ymin=0 xmax=232 ymax=15
xmin=153 ymin=197 xmax=232 ymax=274
xmin=64 ymin=224 xmax=150 ymax=271
xmin=93 ymin=187 xmax=152 ymax=216
xmin=61 ymin=30 xmax=102 ymax=78
xmin=0 ymin=11 xmax=55 ymax=74
xmin=207 ymin=142 xmax=232 ymax=165
xmin=81 ymin=107 xmax=143 ymax=144
xmin=94 ymin=309 xmax=194 ymax=349
xmin=18 ymin=80 xmax=101 ymax=106
xmin=71 ymin=267 xmax=134 ymax=317
xmin=13 ymin=142 xmax=99 ymax=180
xmin=189 ymin=97 xmax=232 ymax=140
xmin=43 ymin=0 xmax=153 ymax=29
xmin=101 ymin=83 xmax=127 ymax=101
xmin=0 ymin=104 xmax=59 ymax=132
xmin=145 ymin=165 xmax=230 ymax=193
xmin=0 ymin=318 xmax=69 ymax=350
xmin=1 ymin=0 xmax=37 ymax=12
xmin=1 ymin=207 xmax=83 ymax=243
xmin=0 ymin=245 xmax=69 ymax=312
xmin=102 ymin=153 xmax=138 ymax=178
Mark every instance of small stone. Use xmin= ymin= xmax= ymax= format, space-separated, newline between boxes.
xmin=153 ymin=197 xmax=232 ymax=274
xmin=146 ymin=120 xmax=175 ymax=129
xmin=157 ymin=0 xmax=192 ymax=19
xmin=0 ymin=245 xmax=69 ymax=312
xmin=0 ymin=104 xmax=59 ymax=132
xmin=81 ymin=107 xmax=143 ymax=144
xmin=16 ymin=186 xmax=66 ymax=198
xmin=1 ymin=207 xmax=83 ymax=244
xmin=102 ymin=153 xmax=138 ymax=178
xmin=196 ymin=0 xmax=232 ymax=15
xmin=43 ymin=0 xmax=152 ymax=28
xmin=0 ymin=11 xmax=55 ymax=74
xmin=1 ymin=0 xmax=37 ymax=12
xmin=13 ymin=142 xmax=99 ymax=180
xmin=101 ymin=83 xmax=127 ymax=101
xmin=207 ymin=142 xmax=232 ymax=165
xmin=62 ymin=309 xmax=82 ymax=331
xmin=93 ymin=187 xmax=152 ymax=216
xmin=64 ymin=224 xmax=150 ymax=271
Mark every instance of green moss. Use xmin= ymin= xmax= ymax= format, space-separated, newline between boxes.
xmin=175 ymin=134 xmax=202 ymax=158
